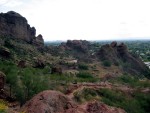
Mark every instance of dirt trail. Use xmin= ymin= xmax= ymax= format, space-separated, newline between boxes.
xmin=65 ymin=82 xmax=145 ymax=99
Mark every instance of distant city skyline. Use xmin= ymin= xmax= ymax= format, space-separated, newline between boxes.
xmin=1 ymin=0 xmax=150 ymax=41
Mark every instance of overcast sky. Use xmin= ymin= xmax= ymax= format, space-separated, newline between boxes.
xmin=0 ymin=0 xmax=150 ymax=41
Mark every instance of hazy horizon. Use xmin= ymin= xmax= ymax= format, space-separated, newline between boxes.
xmin=1 ymin=0 xmax=150 ymax=41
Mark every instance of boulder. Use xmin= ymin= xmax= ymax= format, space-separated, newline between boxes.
xmin=21 ymin=90 xmax=76 ymax=113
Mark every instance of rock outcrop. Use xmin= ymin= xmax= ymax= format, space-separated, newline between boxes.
xmin=32 ymin=34 xmax=44 ymax=47
xmin=21 ymin=90 xmax=126 ymax=113
xmin=60 ymin=40 xmax=90 ymax=53
xmin=97 ymin=42 xmax=149 ymax=76
xmin=59 ymin=40 xmax=92 ymax=62
xmin=21 ymin=90 xmax=76 ymax=113
xmin=0 ymin=11 xmax=44 ymax=46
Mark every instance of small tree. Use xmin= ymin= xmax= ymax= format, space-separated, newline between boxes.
xmin=102 ymin=60 xmax=111 ymax=67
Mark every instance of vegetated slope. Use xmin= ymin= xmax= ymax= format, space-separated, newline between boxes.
xmin=0 ymin=11 xmax=150 ymax=113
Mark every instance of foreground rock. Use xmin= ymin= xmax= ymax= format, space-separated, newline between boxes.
xmin=21 ymin=90 xmax=76 ymax=113
xmin=21 ymin=90 xmax=126 ymax=113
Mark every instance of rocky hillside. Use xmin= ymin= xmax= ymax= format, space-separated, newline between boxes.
xmin=0 ymin=11 xmax=150 ymax=113
xmin=97 ymin=41 xmax=149 ymax=76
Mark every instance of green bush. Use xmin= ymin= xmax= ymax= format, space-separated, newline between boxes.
xmin=74 ymin=87 xmax=150 ymax=113
xmin=98 ymin=88 xmax=150 ymax=113
xmin=78 ymin=64 xmax=88 ymax=70
xmin=102 ymin=60 xmax=111 ymax=67
xmin=76 ymin=72 xmax=93 ymax=79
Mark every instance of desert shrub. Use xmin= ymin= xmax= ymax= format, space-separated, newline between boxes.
xmin=98 ymin=88 xmax=150 ymax=113
xmin=78 ymin=64 xmax=88 ymax=70
xmin=74 ymin=88 xmax=97 ymax=102
xmin=0 ymin=100 xmax=8 ymax=113
xmin=109 ymin=74 xmax=150 ymax=88
xmin=74 ymin=87 xmax=150 ymax=113
xmin=76 ymin=72 xmax=93 ymax=79
xmin=102 ymin=60 xmax=111 ymax=67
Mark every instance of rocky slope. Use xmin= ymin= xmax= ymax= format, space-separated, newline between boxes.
xmin=97 ymin=41 xmax=149 ymax=76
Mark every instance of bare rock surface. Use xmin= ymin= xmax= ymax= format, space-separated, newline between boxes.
xmin=21 ymin=90 xmax=76 ymax=113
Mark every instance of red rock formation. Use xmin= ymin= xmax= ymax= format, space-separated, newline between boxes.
xmin=97 ymin=42 xmax=149 ymax=76
xmin=21 ymin=90 xmax=126 ymax=113
xmin=21 ymin=90 xmax=76 ymax=113
xmin=0 ymin=11 xmax=44 ymax=46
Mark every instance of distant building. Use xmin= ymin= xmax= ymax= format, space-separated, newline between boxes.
xmin=144 ymin=62 xmax=150 ymax=69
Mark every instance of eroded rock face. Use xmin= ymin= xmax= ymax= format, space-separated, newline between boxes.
xmin=0 ymin=11 xmax=35 ymax=42
xmin=0 ymin=11 xmax=44 ymax=46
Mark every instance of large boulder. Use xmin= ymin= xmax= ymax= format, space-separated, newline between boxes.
xmin=21 ymin=90 xmax=76 ymax=113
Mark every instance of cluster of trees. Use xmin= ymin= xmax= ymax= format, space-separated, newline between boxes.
xmin=0 ymin=60 xmax=49 ymax=105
